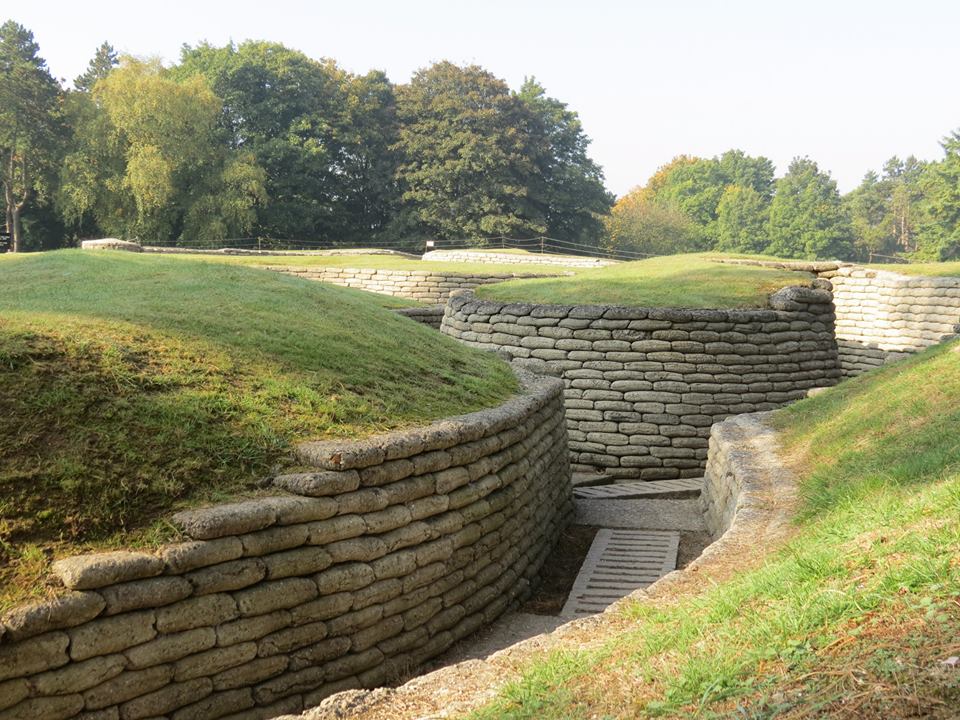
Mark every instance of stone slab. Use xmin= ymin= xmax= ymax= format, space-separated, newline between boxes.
xmin=560 ymin=529 xmax=679 ymax=618
xmin=573 ymin=478 xmax=703 ymax=500
xmin=573 ymin=498 xmax=707 ymax=532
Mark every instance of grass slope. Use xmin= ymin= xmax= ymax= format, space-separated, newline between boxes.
xmin=471 ymin=342 xmax=960 ymax=719
xmin=866 ymin=261 xmax=960 ymax=278
xmin=474 ymin=254 xmax=808 ymax=308
xmin=0 ymin=251 xmax=515 ymax=608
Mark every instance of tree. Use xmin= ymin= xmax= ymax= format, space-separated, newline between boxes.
xmin=843 ymin=156 xmax=932 ymax=261
xmin=0 ymin=21 xmax=63 ymax=252
xmin=59 ymin=58 xmax=265 ymax=243
xmin=845 ymin=171 xmax=892 ymax=261
xmin=715 ymin=184 xmax=768 ymax=253
xmin=920 ymin=131 xmax=960 ymax=259
xmin=604 ymin=189 xmax=701 ymax=256
xmin=517 ymin=78 xmax=612 ymax=246
xmin=766 ymin=157 xmax=852 ymax=259
xmin=639 ymin=150 xmax=775 ymax=248
xmin=394 ymin=62 xmax=543 ymax=242
xmin=717 ymin=149 xmax=775 ymax=200
xmin=74 ymin=42 xmax=118 ymax=92
xmin=176 ymin=41 xmax=398 ymax=244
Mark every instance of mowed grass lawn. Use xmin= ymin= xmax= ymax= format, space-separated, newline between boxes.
xmin=475 ymin=254 xmax=809 ymax=308
xmin=0 ymin=251 xmax=516 ymax=609
xmin=471 ymin=342 xmax=960 ymax=719
xmin=866 ymin=260 xmax=960 ymax=277
xmin=166 ymin=251 xmax=559 ymax=277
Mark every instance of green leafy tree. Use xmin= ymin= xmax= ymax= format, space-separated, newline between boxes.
xmin=843 ymin=156 xmax=932 ymax=261
xmin=844 ymin=171 xmax=891 ymax=261
xmin=604 ymin=189 xmax=701 ymax=256
xmin=59 ymin=58 xmax=265 ymax=243
xmin=882 ymin=156 xmax=927 ymax=253
xmin=0 ymin=20 xmax=64 ymax=252
xmin=766 ymin=157 xmax=852 ymax=259
xmin=641 ymin=150 xmax=775 ymax=247
xmin=715 ymin=184 xmax=768 ymax=253
xmin=335 ymin=70 xmax=400 ymax=242
xmin=177 ymin=41 xmax=398 ymax=244
xmin=394 ymin=62 xmax=543 ymax=242
xmin=74 ymin=41 xmax=118 ymax=92
xmin=717 ymin=149 xmax=775 ymax=200
xmin=920 ymin=131 xmax=960 ymax=259
xmin=645 ymin=156 xmax=724 ymax=243
xmin=517 ymin=78 xmax=612 ymax=246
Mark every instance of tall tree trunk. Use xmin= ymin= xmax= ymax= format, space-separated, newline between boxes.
xmin=11 ymin=204 xmax=22 ymax=253
xmin=3 ymin=177 xmax=12 ymax=253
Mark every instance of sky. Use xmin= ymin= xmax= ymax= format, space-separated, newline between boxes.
xmin=10 ymin=0 xmax=960 ymax=197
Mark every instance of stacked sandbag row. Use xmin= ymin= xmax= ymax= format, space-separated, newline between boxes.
xmin=441 ymin=287 xmax=839 ymax=481
xmin=0 ymin=371 xmax=571 ymax=720
xmin=393 ymin=306 xmax=445 ymax=329
xmin=266 ymin=267 xmax=557 ymax=304
xmin=421 ymin=250 xmax=616 ymax=269
xmin=826 ymin=266 xmax=960 ymax=376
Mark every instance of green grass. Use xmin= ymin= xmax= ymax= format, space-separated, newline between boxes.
xmin=161 ymin=251 xmax=560 ymax=277
xmin=470 ymin=342 xmax=960 ymax=719
xmin=0 ymin=250 xmax=516 ymax=608
xmin=866 ymin=261 xmax=960 ymax=277
xmin=474 ymin=254 xmax=809 ymax=308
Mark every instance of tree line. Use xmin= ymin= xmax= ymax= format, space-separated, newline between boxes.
xmin=607 ymin=145 xmax=960 ymax=262
xmin=3 ymin=18 xmax=959 ymax=261
xmin=0 ymin=20 xmax=612 ymax=252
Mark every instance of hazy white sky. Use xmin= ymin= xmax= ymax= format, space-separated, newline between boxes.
xmin=11 ymin=0 xmax=960 ymax=197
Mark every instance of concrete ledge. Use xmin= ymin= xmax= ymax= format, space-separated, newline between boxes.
xmin=80 ymin=239 xmax=143 ymax=252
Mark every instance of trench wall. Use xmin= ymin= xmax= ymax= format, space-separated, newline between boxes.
xmin=0 ymin=371 xmax=571 ymax=720
xmin=441 ymin=287 xmax=839 ymax=481
xmin=264 ymin=267 xmax=558 ymax=304
xmin=393 ymin=306 xmax=445 ymax=330
xmin=421 ymin=250 xmax=616 ymax=269
xmin=698 ymin=412 xmax=786 ymax=539
xmin=827 ymin=266 xmax=960 ymax=377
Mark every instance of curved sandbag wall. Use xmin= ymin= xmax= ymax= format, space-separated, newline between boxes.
xmin=0 ymin=370 xmax=571 ymax=720
xmin=440 ymin=287 xmax=840 ymax=481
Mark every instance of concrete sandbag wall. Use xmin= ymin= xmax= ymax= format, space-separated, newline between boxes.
xmin=264 ymin=267 xmax=559 ymax=304
xmin=827 ymin=266 xmax=960 ymax=376
xmin=0 ymin=371 xmax=571 ymax=720
xmin=441 ymin=287 xmax=839 ymax=481
xmin=421 ymin=250 xmax=616 ymax=269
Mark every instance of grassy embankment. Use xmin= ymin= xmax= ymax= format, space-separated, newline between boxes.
xmin=475 ymin=254 xmax=808 ymax=308
xmin=164 ymin=252 xmax=562 ymax=276
xmin=0 ymin=250 xmax=516 ymax=610
xmin=866 ymin=261 xmax=960 ymax=277
xmin=471 ymin=342 xmax=960 ymax=719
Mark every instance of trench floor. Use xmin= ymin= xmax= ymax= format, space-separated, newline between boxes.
xmin=428 ymin=485 xmax=711 ymax=668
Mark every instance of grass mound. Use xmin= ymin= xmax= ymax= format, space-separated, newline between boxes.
xmin=866 ymin=261 xmax=960 ymax=277
xmin=167 ymin=252 xmax=553 ymax=276
xmin=0 ymin=251 xmax=515 ymax=608
xmin=473 ymin=254 xmax=807 ymax=308
xmin=472 ymin=342 xmax=960 ymax=719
